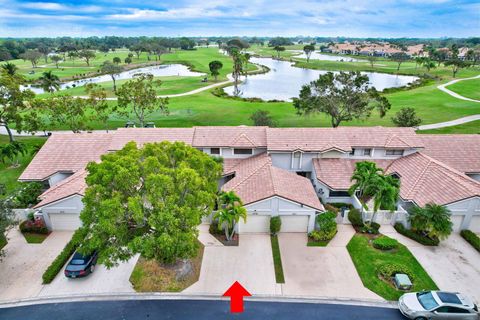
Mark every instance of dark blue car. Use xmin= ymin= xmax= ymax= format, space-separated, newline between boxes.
xmin=64 ymin=250 xmax=98 ymax=278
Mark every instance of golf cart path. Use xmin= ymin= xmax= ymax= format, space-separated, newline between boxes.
xmin=417 ymin=114 xmax=480 ymax=130
xmin=437 ymin=74 xmax=480 ymax=103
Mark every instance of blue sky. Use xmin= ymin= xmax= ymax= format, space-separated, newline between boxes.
xmin=0 ymin=0 xmax=479 ymax=38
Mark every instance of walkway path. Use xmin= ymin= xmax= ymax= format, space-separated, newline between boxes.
xmin=437 ymin=74 xmax=480 ymax=103
xmin=417 ymin=114 xmax=480 ymax=130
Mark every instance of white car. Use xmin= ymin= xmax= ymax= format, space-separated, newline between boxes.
xmin=399 ymin=291 xmax=479 ymax=319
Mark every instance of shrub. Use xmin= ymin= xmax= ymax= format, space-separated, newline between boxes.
xmin=373 ymin=236 xmax=399 ymax=250
xmin=394 ymin=223 xmax=439 ymax=246
xmin=328 ymin=202 xmax=353 ymax=210
xmin=270 ymin=216 xmax=281 ymax=235
xmin=377 ymin=263 xmax=415 ymax=281
xmin=309 ymin=229 xmax=336 ymax=241
xmin=324 ymin=203 xmax=340 ymax=213
xmin=460 ymin=230 xmax=480 ymax=252
xmin=209 ymin=220 xmax=224 ymax=235
xmin=42 ymin=228 xmax=87 ymax=284
xmin=361 ymin=222 xmax=381 ymax=234
xmin=14 ymin=182 xmax=43 ymax=208
xmin=19 ymin=219 xmax=48 ymax=234
xmin=312 ymin=211 xmax=337 ymax=241
xmin=348 ymin=209 xmax=363 ymax=227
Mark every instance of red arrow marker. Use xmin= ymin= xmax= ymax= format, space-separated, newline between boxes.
xmin=223 ymin=281 xmax=252 ymax=313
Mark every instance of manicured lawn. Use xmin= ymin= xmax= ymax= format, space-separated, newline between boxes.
xmin=22 ymin=232 xmax=49 ymax=244
xmin=307 ymin=238 xmax=329 ymax=247
xmin=0 ymin=136 xmax=47 ymax=200
xmin=129 ymin=242 xmax=204 ymax=292
xmin=417 ymin=120 xmax=480 ymax=134
xmin=446 ymin=77 xmax=480 ymax=101
xmin=270 ymin=235 xmax=285 ymax=283
xmin=347 ymin=234 xmax=438 ymax=301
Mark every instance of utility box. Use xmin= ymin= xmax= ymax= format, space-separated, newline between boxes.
xmin=394 ymin=274 xmax=412 ymax=290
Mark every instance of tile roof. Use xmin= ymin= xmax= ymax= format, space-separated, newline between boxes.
xmin=19 ymin=133 xmax=113 ymax=181
xmin=313 ymin=158 xmax=394 ymax=190
xmin=223 ymin=153 xmax=323 ymax=210
xmin=192 ymin=126 xmax=267 ymax=148
xmin=34 ymin=169 xmax=87 ymax=208
xmin=266 ymin=127 xmax=423 ymax=152
xmin=222 ymin=158 xmax=245 ymax=175
xmin=385 ymin=153 xmax=480 ymax=207
xmin=420 ymin=134 xmax=480 ymax=174
xmin=313 ymin=154 xmax=480 ymax=207
xmin=109 ymin=128 xmax=194 ymax=150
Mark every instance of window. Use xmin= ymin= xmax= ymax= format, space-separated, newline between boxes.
xmin=329 ymin=190 xmax=350 ymax=197
xmin=293 ymin=151 xmax=301 ymax=158
xmin=363 ymin=148 xmax=372 ymax=156
xmin=233 ymin=148 xmax=253 ymax=155
xmin=385 ymin=149 xmax=404 ymax=156
xmin=349 ymin=148 xmax=356 ymax=156
xmin=210 ymin=148 xmax=220 ymax=155
xmin=417 ymin=292 xmax=439 ymax=310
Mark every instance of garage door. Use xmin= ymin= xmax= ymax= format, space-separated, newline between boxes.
xmin=451 ymin=215 xmax=464 ymax=232
xmin=238 ymin=215 xmax=270 ymax=234
xmin=49 ymin=213 xmax=82 ymax=231
xmin=280 ymin=215 xmax=309 ymax=233
xmin=469 ymin=216 xmax=480 ymax=233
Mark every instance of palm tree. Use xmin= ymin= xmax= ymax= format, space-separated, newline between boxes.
xmin=38 ymin=71 xmax=60 ymax=93
xmin=372 ymin=175 xmax=400 ymax=223
xmin=214 ymin=191 xmax=247 ymax=241
xmin=348 ymin=161 xmax=384 ymax=211
xmin=408 ymin=203 xmax=453 ymax=240
xmin=1 ymin=62 xmax=18 ymax=76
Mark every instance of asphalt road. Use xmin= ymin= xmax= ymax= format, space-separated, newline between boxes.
xmin=0 ymin=299 xmax=406 ymax=320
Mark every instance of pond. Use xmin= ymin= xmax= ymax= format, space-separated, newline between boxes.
xmin=24 ymin=64 xmax=205 ymax=94
xmin=288 ymin=50 xmax=365 ymax=62
xmin=223 ymin=57 xmax=419 ymax=101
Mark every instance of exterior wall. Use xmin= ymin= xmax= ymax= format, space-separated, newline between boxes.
xmin=347 ymin=147 xmax=418 ymax=160
xmin=467 ymin=173 xmax=480 ymax=182
xmin=244 ymin=196 xmax=317 ymax=232
xmin=48 ymin=172 xmax=73 ymax=187
xmin=201 ymin=147 xmax=267 ymax=159
xmin=445 ymin=197 xmax=480 ymax=232
xmin=40 ymin=195 xmax=84 ymax=230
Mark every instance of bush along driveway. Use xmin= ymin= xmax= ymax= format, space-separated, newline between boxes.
xmin=347 ymin=233 xmax=438 ymax=301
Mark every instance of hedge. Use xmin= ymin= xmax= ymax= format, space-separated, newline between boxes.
xmin=42 ymin=228 xmax=87 ymax=284
xmin=377 ymin=263 xmax=415 ymax=281
xmin=460 ymin=230 xmax=480 ymax=252
xmin=373 ymin=236 xmax=399 ymax=250
xmin=394 ymin=223 xmax=439 ymax=246
xmin=19 ymin=220 xmax=49 ymax=234
xmin=348 ymin=209 xmax=363 ymax=227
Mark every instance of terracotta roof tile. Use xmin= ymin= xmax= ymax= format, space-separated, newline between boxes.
xmin=223 ymin=153 xmax=323 ymax=210
xmin=109 ymin=128 xmax=194 ymax=150
xmin=192 ymin=126 xmax=267 ymax=148
xmin=420 ymin=134 xmax=480 ymax=174
xmin=34 ymin=169 xmax=88 ymax=208
xmin=19 ymin=133 xmax=113 ymax=181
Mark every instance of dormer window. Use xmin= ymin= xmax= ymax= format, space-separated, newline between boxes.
xmin=385 ymin=149 xmax=404 ymax=156
xmin=363 ymin=149 xmax=372 ymax=156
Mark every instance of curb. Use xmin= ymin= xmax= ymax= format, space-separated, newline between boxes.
xmin=0 ymin=293 xmax=397 ymax=309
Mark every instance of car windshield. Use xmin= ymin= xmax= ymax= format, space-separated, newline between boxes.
xmin=70 ymin=259 xmax=86 ymax=265
xmin=417 ymin=292 xmax=439 ymax=310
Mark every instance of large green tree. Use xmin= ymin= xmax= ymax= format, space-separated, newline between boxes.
xmin=115 ymin=73 xmax=169 ymax=127
xmin=78 ymin=50 xmax=96 ymax=66
xmin=100 ymin=61 xmax=123 ymax=92
xmin=208 ymin=60 xmax=223 ymax=81
xmin=42 ymin=94 xmax=91 ymax=133
xmin=303 ymin=44 xmax=315 ymax=63
xmin=391 ymin=107 xmax=422 ymax=127
xmin=293 ymin=71 xmax=390 ymax=128
xmin=79 ymin=141 xmax=222 ymax=266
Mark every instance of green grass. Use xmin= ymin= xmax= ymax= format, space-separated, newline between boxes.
xmin=418 ymin=120 xmax=480 ymax=134
xmin=446 ymin=77 xmax=480 ymax=101
xmin=347 ymin=234 xmax=438 ymax=301
xmin=0 ymin=136 xmax=47 ymax=200
xmin=307 ymin=239 xmax=329 ymax=247
xmin=22 ymin=232 xmax=49 ymax=244
xmin=270 ymin=235 xmax=285 ymax=283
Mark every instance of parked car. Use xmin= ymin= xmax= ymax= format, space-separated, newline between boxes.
xmin=64 ymin=250 xmax=98 ymax=278
xmin=399 ymin=291 xmax=479 ymax=319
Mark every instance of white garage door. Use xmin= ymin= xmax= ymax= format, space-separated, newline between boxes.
xmin=469 ymin=216 xmax=480 ymax=233
xmin=280 ymin=215 xmax=309 ymax=233
xmin=451 ymin=215 xmax=465 ymax=232
xmin=238 ymin=215 xmax=270 ymax=234
xmin=49 ymin=213 xmax=82 ymax=231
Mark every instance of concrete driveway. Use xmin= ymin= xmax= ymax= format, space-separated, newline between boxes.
xmin=39 ymin=255 xmax=139 ymax=297
xmin=0 ymin=229 xmax=73 ymax=301
xmin=382 ymin=225 xmax=480 ymax=303
xmin=278 ymin=225 xmax=381 ymax=300
xmin=185 ymin=228 xmax=278 ymax=295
